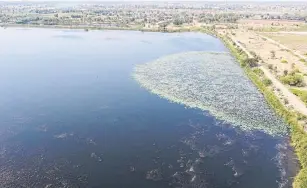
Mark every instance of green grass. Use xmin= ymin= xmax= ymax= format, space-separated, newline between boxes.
xmin=290 ymin=88 xmax=307 ymax=104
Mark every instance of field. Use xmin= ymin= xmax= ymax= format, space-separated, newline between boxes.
xmin=237 ymin=19 xmax=307 ymax=32
xmin=263 ymin=32 xmax=307 ymax=57
xmin=228 ymin=30 xmax=307 ymax=77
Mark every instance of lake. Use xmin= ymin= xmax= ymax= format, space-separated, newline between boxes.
xmin=0 ymin=28 xmax=297 ymax=188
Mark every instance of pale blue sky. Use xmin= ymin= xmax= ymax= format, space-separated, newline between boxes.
xmin=2 ymin=0 xmax=307 ymax=1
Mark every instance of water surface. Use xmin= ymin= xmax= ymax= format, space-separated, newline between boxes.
xmin=0 ymin=28 xmax=295 ymax=188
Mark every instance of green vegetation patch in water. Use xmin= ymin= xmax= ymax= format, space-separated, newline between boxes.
xmin=133 ymin=51 xmax=287 ymax=136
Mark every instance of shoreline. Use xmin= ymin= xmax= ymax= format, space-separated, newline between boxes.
xmin=5 ymin=24 xmax=307 ymax=187
xmin=218 ymin=33 xmax=307 ymax=188
xmin=1 ymin=24 xmax=195 ymax=33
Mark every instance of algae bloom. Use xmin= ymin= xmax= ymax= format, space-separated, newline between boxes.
xmin=133 ymin=51 xmax=287 ymax=136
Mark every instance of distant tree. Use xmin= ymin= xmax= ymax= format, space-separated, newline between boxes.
xmin=173 ymin=18 xmax=183 ymax=26
xmin=158 ymin=22 xmax=168 ymax=32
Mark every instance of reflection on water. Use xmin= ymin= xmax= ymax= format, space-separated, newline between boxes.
xmin=0 ymin=28 xmax=297 ymax=188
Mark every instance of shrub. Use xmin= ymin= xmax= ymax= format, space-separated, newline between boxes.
xmin=292 ymin=63 xmax=296 ymax=69
xmin=297 ymin=113 xmax=307 ymax=120
xmin=293 ymin=68 xmax=301 ymax=73
xmin=299 ymin=59 xmax=306 ymax=63
xmin=290 ymin=88 xmax=307 ymax=104
xmin=263 ymin=78 xmax=272 ymax=86
xmin=280 ymin=73 xmax=305 ymax=87
xmin=284 ymin=70 xmax=288 ymax=76
xmin=240 ymin=61 xmax=247 ymax=67
xmin=253 ymin=68 xmax=264 ymax=76
xmin=243 ymin=58 xmax=258 ymax=67
xmin=270 ymin=50 xmax=275 ymax=59
xmin=250 ymin=51 xmax=257 ymax=57
xmin=281 ymin=59 xmax=288 ymax=64
xmin=268 ymin=64 xmax=273 ymax=70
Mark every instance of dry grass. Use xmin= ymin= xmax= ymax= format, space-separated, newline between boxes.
xmin=238 ymin=19 xmax=305 ymax=25
xmin=263 ymin=33 xmax=307 ymax=56
xmin=228 ymin=30 xmax=307 ymax=78
xmin=237 ymin=19 xmax=307 ymax=32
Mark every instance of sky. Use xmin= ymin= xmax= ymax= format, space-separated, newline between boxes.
xmin=23 ymin=0 xmax=307 ymax=1
xmin=2 ymin=0 xmax=307 ymax=1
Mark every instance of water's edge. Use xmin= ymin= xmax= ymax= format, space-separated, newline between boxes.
xmin=214 ymin=31 xmax=307 ymax=188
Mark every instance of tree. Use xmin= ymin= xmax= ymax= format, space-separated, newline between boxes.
xmin=158 ymin=22 xmax=168 ymax=32
xmin=173 ymin=18 xmax=183 ymax=26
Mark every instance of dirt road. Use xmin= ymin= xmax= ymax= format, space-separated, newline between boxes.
xmin=260 ymin=67 xmax=307 ymax=114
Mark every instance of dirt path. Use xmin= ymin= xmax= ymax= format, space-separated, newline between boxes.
xmin=260 ymin=67 xmax=307 ymax=114
xmin=231 ymin=37 xmax=307 ymax=115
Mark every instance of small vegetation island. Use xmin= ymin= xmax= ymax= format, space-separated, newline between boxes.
xmin=134 ymin=52 xmax=287 ymax=136
xmin=1 ymin=1 xmax=307 ymax=187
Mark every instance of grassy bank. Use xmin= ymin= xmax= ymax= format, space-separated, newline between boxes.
xmin=219 ymin=33 xmax=307 ymax=188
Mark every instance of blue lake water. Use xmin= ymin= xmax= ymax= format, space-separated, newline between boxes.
xmin=0 ymin=28 xmax=296 ymax=188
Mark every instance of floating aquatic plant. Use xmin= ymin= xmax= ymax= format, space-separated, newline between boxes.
xmin=133 ymin=51 xmax=287 ymax=136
